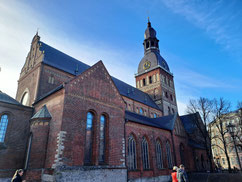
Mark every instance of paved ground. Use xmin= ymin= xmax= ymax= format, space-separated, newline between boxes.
xmin=188 ymin=173 xmax=242 ymax=182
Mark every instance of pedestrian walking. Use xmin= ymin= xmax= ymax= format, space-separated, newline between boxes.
xmin=171 ymin=166 xmax=178 ymax=182
xmin=177 ymin=164 xmax=189 ymax=182
xmin=11 ymin=169 xmax=26 ymax=182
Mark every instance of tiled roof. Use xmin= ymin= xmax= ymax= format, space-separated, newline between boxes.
xmin=0 ymin=91 xmax=22 ymax=106
xmin=34 ymin=85 xmax=63 ymax=104
xmin=125 ymin=110 xmax=177 ymax=131
xmin=39 ymin=41 xmax=90 ymax=75
xmin=31 ymin=105 xmax=51 ymax=120
xmin=180 ymin=113 xmax=198 ymax=134
xmin=111 ymin=77 xmax=160 ymax=109
xmin=38 ymin=41 xmax=160 ymax=110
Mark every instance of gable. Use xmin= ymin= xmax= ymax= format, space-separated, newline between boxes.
xmin=173 ymin=117 xmax=187 ymax=137
xmin=65 ymin=61 xmax=125 ymax=110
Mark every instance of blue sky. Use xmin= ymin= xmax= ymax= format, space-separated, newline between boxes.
xmin=0 ymin=0 xmax=241 ymax=114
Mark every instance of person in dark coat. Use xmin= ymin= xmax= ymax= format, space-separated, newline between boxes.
xmin=177 ymin=164 xmax=189 ymax=182
xmin=11 ymin=169 xmax=25 ymax=182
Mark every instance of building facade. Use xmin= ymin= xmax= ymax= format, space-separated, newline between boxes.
xmin=210 ymin=109 xmax=242 ymax=170
xmin=0 ymin=21 xmax=209 ymax=182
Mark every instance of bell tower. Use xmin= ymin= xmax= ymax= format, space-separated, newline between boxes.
xmin=135 ymin=19 xmax=178 ymax=116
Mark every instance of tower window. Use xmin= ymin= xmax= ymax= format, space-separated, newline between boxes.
xmin=149 ymin=76 xmax=152 ymax=84
xmin=21 ymin=92 xmax=29 ymax=106
xmin=154 ymin=113 xmax=157 ymax=118
xmin=151 ymin=41 xmax=154 ymax=47
xmin=168 ymin=107 xmax=171 ymax=114
xmin=170 ymin=94 xmax=173 ymax=101
xmin=48 ymin=75 xmax=54 ymax=84
xmin=146 ymin=42 xmax=149 ymax=49
xmin=172 ymin=108 xmax=175 ymax=114
xmin=165 ymin=92 xmax=168 ymax=98
xmin=140 ymin=108 xmax=143 ymax=115
xmin=143 ymin=78 xmax=146 ymax=86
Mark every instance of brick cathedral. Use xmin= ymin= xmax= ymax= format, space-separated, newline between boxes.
xmin=0 ymin=20 xmax=209 ymax=181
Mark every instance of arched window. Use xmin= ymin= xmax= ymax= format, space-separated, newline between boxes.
xmin=165 ymin=92 xmax=168 ymax=98
xmin=168 ymin=107 xmax=171 ymax=114
xmin=84 ymin=112 xmax=94 ymax=164
xmin=127 ymin=135 xmax=137 ymax=170
xmin=201 ymin=154 xmax=204 ymax=169
xmin=0 ymin=114 xmax=9 ymax=142
xmin=21 ymin=92 xmax=29 ymax=106
xmin=143 ymin=78 xmax=146 ymax=86
xmin=149 ymin=76 xmax=152 ymax=84
xmin=180 ymin=144 xmax=185 ymax=165
xmin=166 ymin=141 xmax=173 ymax=168
xmin=156 ymin=140 xmax=163 ymax=169
xmin=139 ymin=108 xmax=143 ymax=115
xmin=172 ymin=108 xmax=175 ymax=114
xmin=141 ymin=137 xmax=150 ymax=169
xmin=154 ymin=113 xmax=157 ymax=118
xmin=99 ymin=115 xmax=106 ymax=163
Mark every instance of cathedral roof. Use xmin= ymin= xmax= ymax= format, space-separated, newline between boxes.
xmin=0 ymin=91 xmax=22 ymax=106
xmin=39 ymin=41 xmax=90 ymax=75
xmin=125 ymin=110 xmax=177 ymax=131
xmin=31 ymin=105 xmax=52 ymax=120
xmin=137 ymin=20 xmax=170 ymax=75
xmin=112 ymin=77 xmax=160 ymax=110
xmin=180 ymin=112 xmax=200 ymax=134
xmin=137 ymin=51 xmax=170 ymax=75
xmin=144 ymin=20 xmax=156 ymax=39
xmin=38 ymin=41 xmax=160 ymax=110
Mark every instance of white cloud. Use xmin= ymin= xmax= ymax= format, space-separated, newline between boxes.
xmin=0 ymin=1 xmax=138 ymax=99
xmin=161 ymin=0 xmax=242 ymax=60
xmin=177 ymin=100 xmax=188 ymax=115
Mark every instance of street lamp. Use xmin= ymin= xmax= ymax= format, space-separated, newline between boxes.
xmin=227 ymin=123 xmax=242 ymax=171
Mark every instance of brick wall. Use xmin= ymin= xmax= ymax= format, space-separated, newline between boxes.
xmin=0 ymin=102 xmax=32 ymax=177
xmin=59 ymin=61 xmax=126 ymax=167
xmin=125 ymin=122 xmax=174 ymax=180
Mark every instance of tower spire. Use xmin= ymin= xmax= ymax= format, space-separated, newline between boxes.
xmin=147 ymin=17 xmax=151 ymax=27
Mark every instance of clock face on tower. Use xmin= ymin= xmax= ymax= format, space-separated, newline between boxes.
xmin=143 ymin=61 xmax=151 ymax=70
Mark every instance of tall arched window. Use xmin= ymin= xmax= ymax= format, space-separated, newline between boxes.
xmin=0 ymin=114 xmax=9 ymax=142
xmin=201 ymin=154 xmax=204 ymax=169
xmin=21 ymin=92 xmax=29 ymax=106
xmin=127 ymin=135 xmax=137 ymax=170
xmin=139 ymin=108 xmax=143 ymax=115
xmin=142 ymin=137 xmax=150 ymax=169
xmin=180 ymin=143 xmax=185 ymax=165
xmin=99 ymin=115 xmax=106 ymax=163
xmin=166 ymin=141 xmax=173 ymax=168
xmin=84 ymin=112 xmax=94 ymax=164
xmin=156 ymin=140 xmax=163 ymax=169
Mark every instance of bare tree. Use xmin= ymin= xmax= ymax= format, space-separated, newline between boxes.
xmin=211 ymin=98 xmax=232 ymax=172
xmin=234 ymin=101 xmax=242 ymax=147
xmin=186 ymin=97 xmax=214 ymax=172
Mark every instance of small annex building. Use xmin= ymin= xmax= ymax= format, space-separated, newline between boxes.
xmin=0 ymin=20 xmax=209 ymax=182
